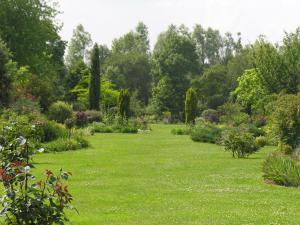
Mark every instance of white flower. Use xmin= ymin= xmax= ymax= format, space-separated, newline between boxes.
xmin=37 ymin=148 xmax=44 ymax=153
xmin=0 ymin=145 xmax=3 ymax=151
xmin=24 ymin=166 xmax=30 ymax=173
xmin=17 ymin=136 xmax=26 ymax=146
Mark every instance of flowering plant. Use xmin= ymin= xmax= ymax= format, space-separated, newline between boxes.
xmin=0 ymin=122 xmax=75 ymax=224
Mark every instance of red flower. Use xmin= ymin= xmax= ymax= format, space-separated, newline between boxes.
xmin=46 ymin=170 xmax=53 ymax=177
xmin=55 ymin=183 xmax=62 ymax=191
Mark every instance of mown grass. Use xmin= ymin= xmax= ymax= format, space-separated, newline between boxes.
xmin=32 ymin=124 xmax=300 ymax=225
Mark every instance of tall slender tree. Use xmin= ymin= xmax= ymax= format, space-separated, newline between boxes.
xmin=185 ymin=88 xmax=197 ymax=124
xmin=89 ymin=44 xmax=100 ymax=110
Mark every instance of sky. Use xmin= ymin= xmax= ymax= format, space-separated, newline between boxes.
xmin=58 ymin=0 xmax=300 ymax=48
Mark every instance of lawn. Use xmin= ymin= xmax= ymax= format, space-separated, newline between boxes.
xmin=33 ymin=124 xmax=300 ymax=225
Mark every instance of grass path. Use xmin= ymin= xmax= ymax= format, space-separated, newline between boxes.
xmin=34 ymin=124 xmax=300 ymax=225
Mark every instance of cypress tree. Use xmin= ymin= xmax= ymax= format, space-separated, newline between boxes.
xmin=89 ymin=43 xmax=100 ymax=110
xmin=118 ymin=89 xmax=130 ymax=119
xmin=0 ymin=39 xmax=11 ymax=108
xmin=185 ymin=88 xmax=197 ymax=124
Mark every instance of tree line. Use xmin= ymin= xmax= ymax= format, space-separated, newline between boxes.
xmin=1 ymin=0 xmax=300 ymax=124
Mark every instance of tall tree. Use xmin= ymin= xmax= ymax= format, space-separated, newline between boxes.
xmin=151 ymin=25 xmax=199 ymax=118
xmin=0 ymin=39 xmax=11 ymax=107
xmin=118 ymin=89 xmax=130 ymax=119
xmin=105 ymin=22 xmax=151 ymax=104
xmin=0 ymin=0 xmax=65 ymax=75
xmin=65 ymin=24 xmax=92 ymax=68
xmin=89 ymin=44 xmax=100 ymax=110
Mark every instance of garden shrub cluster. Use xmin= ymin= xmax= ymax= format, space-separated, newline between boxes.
xmin=190 ymin=123 xmax=223 ymax=144
xmin=263 ymin=152 xmax=300 ymax=187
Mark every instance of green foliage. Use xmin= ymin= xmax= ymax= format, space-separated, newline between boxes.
xmin=191 ymin=123 xmax=222 ymax=144
xmin=48 ymin=101 xmax=73 ymax=124
xmin=171 ymin=127 xmax=191 ymax=135
xmin=194 ymin=65 xmax=229 ymax=109
xmin=201 ymin=109 xmax=219 ymax=123
xmin=185 ymin=88 xmax=197 ymax=124
xmin=222 ymin=128 xmax=261 ymax=158
xmin=10 ymin=97 xmax=40 ymax=115
xmin=255 ymin=136 xmax=267 ymax=148
xmin=65 ymin=24 xmax=92 ymax=68
xmin=101 ymin=78 xmax=120 ymax=109
xmin=118 ymin=89 xmax=130 ymax=119
xmin=263 ymin=152 xmax=300 ymax=187
xmin=43 ymin=136 xmax=89 ymax=153
xmin=91 ymin=122 xmax=113 ymax=133
xmin=105 ymin=22 xmax=151 ymax=104
xmin=270 ymin=94 xmax=300 ymax=151
xmin=0 ymin=39 xmax=11 ymax=107
xmin=89 ymin=44 xmax=101 ymax=110
xmin=0 ymin=0 xmax=66 ymax=77
xmin=38 ymin=120 xmax=68 ymax=143
xmin=0 ymin=121 xmax=74 ymax=224
xmin=218 ymin=102 xmax=249 ymax=126
xmin=151 ymin=25 xmax=199 ymax=118
xmin=233 ymin=69 xmax=267 ymax=111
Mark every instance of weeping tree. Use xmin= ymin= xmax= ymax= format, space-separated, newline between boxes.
xmin=185 ymin=88 xmax=198 ymax=124
xmin=118 ymin=89 xmax=130 ymax=120
xmin=0 ymin=39 xmax=11 ymax=107
xmin=89 ymin=43 xmax=100 ymax=110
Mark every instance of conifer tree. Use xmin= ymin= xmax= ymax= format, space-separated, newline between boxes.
xmin=118 ymin=89 xmax=130 ymax=119
xmin=89 ymin=43 xmax=100 ymax=110
xmin=185 ymin=88 xmax=197 ymax=124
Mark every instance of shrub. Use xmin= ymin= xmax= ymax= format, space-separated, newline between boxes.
xmin=37 ymin=120 xmax=68 ymax=143
xmin=10 ymin=97 xmax=41 ymax=115
xmin=262 ymin=152 xmax=300 ymax=187
xmin=118 ymin=89 xmax=130 ymax=119
xmin=191 ymin=123 xmax=222 ymax=144
xmin=185 ymin=88 xmax=198 ymax=124
xmin=270 ymin=94 xmax=300 ymax=153
xmin=255 ymin=136 xmax=267 ymax=148
xmin=218 ymin=102 xmax=249 ymax=126
xmin=222 ymin=128 xmax=260 ymax=158
xmin=48 ymin=101 xmax=73 ymax=123
xmin=91 ymin=122 xmax=113 ymax=133
xmin=202 ymin=109 xmax=219 ymax=123
xmin=246 ymin=124 xmax=265 ymax=137
xmin=171 ymin=127 xmax=191 ymax=135
xmin=85 ymin=110 xmax=102 ymax=123
xmin=0 ymin=121 xmax=74 ymax=224
xmin=278 ymin=142 xmax=293 ymax=155
xmin=75 ymin=111 xmax=88 ymax=127
xmin=43 ymin=136 xmax=89 ymax=152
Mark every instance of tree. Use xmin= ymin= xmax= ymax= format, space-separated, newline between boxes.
xmin=233 ymin=69 xmax=267 ymax=113
xmin=0 ymin=39 xmax=11 ymax=107
xmin=89 ymin=44 xmax=100 ymax=110
xmin=0 ymin=0 xmax=65 ymax=75
xmin=105 ymin=22 xmax=151 ymax=104
xmin=65 ymin=24 xmax=92 ymax=68
xmin=271 ymin=94 xmax=300 ymax=153
xmin=151 ymin=25 xmax=199 ymax=118
xmin=185 ymin=88 xmax=197 ymax=124
xmin=118 ymin=89 xmax=130 ymax=119
xmin=193 ymin=65 xmax=229 ymax=109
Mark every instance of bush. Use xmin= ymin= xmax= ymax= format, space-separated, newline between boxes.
xmin=202 ymin=109 xmax=219 ymax=123
xmin=75 ymin=111 xmax=88 ymax=127
xmin=37 ymin=120 xmax=68 ymax=142
xmin=185 ymin=88 xmax=198 ymax=124
xmin=255 ymin=136 xmax=267 ymax=148
xmin=48 ymin=101 xmax=73 ymax=123
xmin=270 ymin=94 xmax=300 ymax=152
xmin=222 ymin=128 xmax=260 ymax=158
xmin=171 ymin=127 xmax=191 ymax=135
xmin=10 ymin=97 xmax=41 ymax=115
xmin=85 ymin=110 xmax=102 ymax=123
xmin=191 ymin=123 xmax=222 ymax=144
xmin=278 ymin=142 xmax=293 ymax=155
xmin=43 ymin=136 xmax=89 ymax=152
xmin=246 ymin=124 xmax=265 ymax=137
xmin=263 ymin=152 xmax=300 ymax=187
xmin=91 ymin=122 xmax=113 ymax=133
